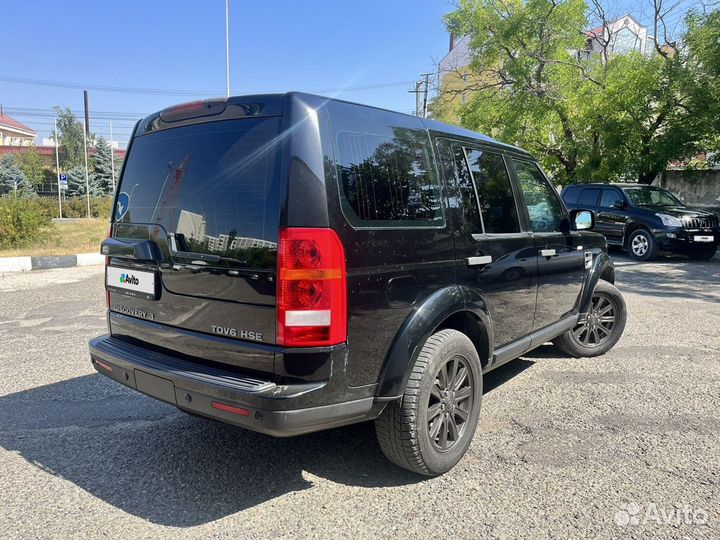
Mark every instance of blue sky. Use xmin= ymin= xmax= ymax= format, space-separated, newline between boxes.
xmin=1 ymin=1 xmax=453 ymax=146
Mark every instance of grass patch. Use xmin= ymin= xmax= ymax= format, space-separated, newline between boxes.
xmin=0 ymin=219 xmax=108 ymax=257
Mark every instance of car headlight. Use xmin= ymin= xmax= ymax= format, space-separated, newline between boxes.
xmin=657 ymin=213 xmax=682 ymax=227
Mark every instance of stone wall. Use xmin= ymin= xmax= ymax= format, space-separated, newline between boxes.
xmin=654 ymin=170 xmax=720 ymax=213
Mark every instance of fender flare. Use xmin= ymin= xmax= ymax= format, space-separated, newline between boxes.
xmin=374 ymin=285 xmax=492 ymax=399
xmin=577 ymin=251 xmax=615 ymax=314
xmin=622 ymin=220 xmax=651 ymax=247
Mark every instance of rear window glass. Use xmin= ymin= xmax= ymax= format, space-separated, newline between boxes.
xmin=335 ymin=130 xmax=444 ymax=227
xmin=116 ymin=118 xmax=281 ymax=262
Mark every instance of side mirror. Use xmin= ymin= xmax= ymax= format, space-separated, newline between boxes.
xmin=612 ymin=200 xmax=625 ymax=209
xmin=572 ymin=210 xmax=594 ymax=230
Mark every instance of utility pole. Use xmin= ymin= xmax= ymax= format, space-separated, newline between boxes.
xmin=225 ymin=0 xmax=231 ymax=97
xmin=422 ymin=73 xmax=431 ymax=118
xmin=54 ymin=117 xmax=62 ymax=218
xmin=109 ymin=120 xmax=116 ymax=192
xmin=83 ymin=116 xmax=91 ymax=218
xmin=409 ymin=74 xmax=432 ymax=117
xmin=83 ymin=90 xmax=90 ymax=136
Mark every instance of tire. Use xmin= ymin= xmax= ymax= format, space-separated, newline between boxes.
xmin=627 ymin=228 xmax=658 ymax=261
xmin=553 ymin=280 xmax=627 ymax=358
xmin=375 ymin=329 xmax=482 ymax=476
xmin=688 ymin=246 xmax=717 ymax=261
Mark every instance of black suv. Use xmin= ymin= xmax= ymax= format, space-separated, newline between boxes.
xmin=90 ymin=93 xmax=627 ymax=475
xmin=562 ymin=183 xmax=719 ymax=261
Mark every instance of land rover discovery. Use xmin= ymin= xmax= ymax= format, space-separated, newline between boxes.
xmin=90 ymin=93 xmax=627 ymax=475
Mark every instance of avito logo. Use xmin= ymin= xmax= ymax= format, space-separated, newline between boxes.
xmin=119 ymin=273 xmax=140 ymax=286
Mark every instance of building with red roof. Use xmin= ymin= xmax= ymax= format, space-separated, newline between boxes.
xmin=0 ymin=110 xmax=36 ymax=146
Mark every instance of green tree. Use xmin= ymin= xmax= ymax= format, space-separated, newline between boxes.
xmin=65 ymin=165 xmax=89 ymax=197
xmin=91 ymin=137 xmax=116 ymax=195
xmin=16 ymin=145 xmax=45 ymax=189
xmin=53 ymin=107 xmax=93 ymax=168
xmin=0 ymin=155 xmax=35 ymax=197
xmin=441 ymin=0 xmax=720 ymax=184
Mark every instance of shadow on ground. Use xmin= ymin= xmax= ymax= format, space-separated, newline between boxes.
xmin=0 ymin=360 xmax=529 ymax=527
xmin=610 ymin=251 xmax=720 ymax=303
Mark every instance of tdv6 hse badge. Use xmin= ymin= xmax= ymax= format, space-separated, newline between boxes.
xmin=211 ymin=325 xmax=263 ymax=342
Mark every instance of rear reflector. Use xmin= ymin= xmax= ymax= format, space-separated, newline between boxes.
xmin=211 ymin=401 xmax=251 ymax=417
xmin=277 ymin=228 xmax=347 ymax=347
xmin=94 ymin=358 xmax=113 ymax=373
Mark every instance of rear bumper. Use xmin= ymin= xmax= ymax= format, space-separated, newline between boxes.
xmin=89 ymin=335 xmax=383 ymax=437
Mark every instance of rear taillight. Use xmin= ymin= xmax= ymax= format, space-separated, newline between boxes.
xmin=104 ymin=224 xmax=111 ymax=308
xmin=277 ymin=228 xmax=347 ymax=347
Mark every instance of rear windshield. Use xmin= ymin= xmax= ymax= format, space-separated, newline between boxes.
xmin=116 ymin=118 xmax=281 ymax=264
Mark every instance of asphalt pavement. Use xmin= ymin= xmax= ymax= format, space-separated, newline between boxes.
xmin=1 ymin=253 xmax=718 ymax=539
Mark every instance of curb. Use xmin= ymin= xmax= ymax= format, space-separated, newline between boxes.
xmin=0 ymin=252 xmax=104 ymax=273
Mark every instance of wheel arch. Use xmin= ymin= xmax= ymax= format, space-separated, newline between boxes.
xmin=577 ymin=251 xmax=616 ymax=314
xmin=374 ymin=285 xmax=492 ymax=399
xmin=623 ymin=221 xmax=651 ymax=248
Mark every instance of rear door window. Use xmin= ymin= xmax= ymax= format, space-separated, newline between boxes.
xmin=116 ymin=117 xmax=281 ymax=267
xmin=578 ymin=188 xmax=601 ymax=207
xmin=463 ymin=149 xmax=520 ymax=234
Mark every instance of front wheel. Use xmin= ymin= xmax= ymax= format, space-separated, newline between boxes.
xmin=553 ymin=281 xmax=627 ymax=358
xmin=627 ymin=229 xmax=658 ymax=261
xmin=375 ymin=329 xmax=482 ymax=476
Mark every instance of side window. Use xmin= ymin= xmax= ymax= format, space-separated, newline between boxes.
xmin=578 ymin=188 xmax=601 ymax=206
xmin=335 ymin=129 xmax=444 ymax=227
xmin=600 ymin=189 xmax=623 ymax=208
xmin=512 ymin=159 xmax=565 ymax=233
xmin=449 ymin=145 xmax=482 ymax=233
xmin=464 ymin=149 xmax=521 ymax=234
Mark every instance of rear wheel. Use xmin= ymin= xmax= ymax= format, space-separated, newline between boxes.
xmin=688 ymin=245 xmax=717 ymax=261
xmin=627 ymin=229 xmax=658 ymax=261
xmin=553 ymin=281 xmax=627 ymax=358
xmin=375 ymin=329 xmax=482 ymax=476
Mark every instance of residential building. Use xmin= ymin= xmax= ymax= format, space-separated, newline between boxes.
xmin=0 ymin=110 xmax=36 ymax=146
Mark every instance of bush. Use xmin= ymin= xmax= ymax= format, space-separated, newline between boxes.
xmin=29 ymin=196 xmax=114 ymax=219
xmin=61 ymin=196 xmax=113 ymax=219
xmin=0 ymin=197 xmax=52 ymax=249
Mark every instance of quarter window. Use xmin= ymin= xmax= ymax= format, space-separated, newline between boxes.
xmin=336 ymin=129 xmax=443 ymax=226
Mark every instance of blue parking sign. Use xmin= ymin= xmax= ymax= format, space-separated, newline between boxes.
xmin=59 ymin=173 xmax=68 ymax=189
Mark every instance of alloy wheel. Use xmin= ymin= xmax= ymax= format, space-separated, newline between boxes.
xmin=631 ymin=234 xmax=649 ymax=257
xmin=427 ymin=356 xmax=474 ymax=452
xmin=572 ymin=292 xmax=618 ymax=348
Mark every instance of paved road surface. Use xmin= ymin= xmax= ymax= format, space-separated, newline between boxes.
xmin=1 ymin=254 xmax=718 ymax=539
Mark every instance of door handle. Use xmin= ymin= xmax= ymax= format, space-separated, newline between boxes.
xmin=466 ymin=255 xmax=492 ymax=266
xmin=539 ymin=249 xmax=557 ymax=257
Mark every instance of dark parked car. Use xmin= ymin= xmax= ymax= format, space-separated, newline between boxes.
xmin=561 ymin=183 xmax=719 ymax=261
xmin=90 ymin=93 xmax=626 ymax=475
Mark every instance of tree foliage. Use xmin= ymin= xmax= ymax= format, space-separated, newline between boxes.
xmin=438 ymin=0 xmax=720 ymax=185
xmin=0 ymin=155 xmax=36 ymax=197
xmin=16 ymin=145 xmax=45 ymax=188
xmin=53 ymin=107 xmax=93 ymax=169
xmin=91 ymin=137 xmax=116 ymax=196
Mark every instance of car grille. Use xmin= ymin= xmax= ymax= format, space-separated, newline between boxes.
xmin=682 ymin=215 xmax=719 ymax=229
